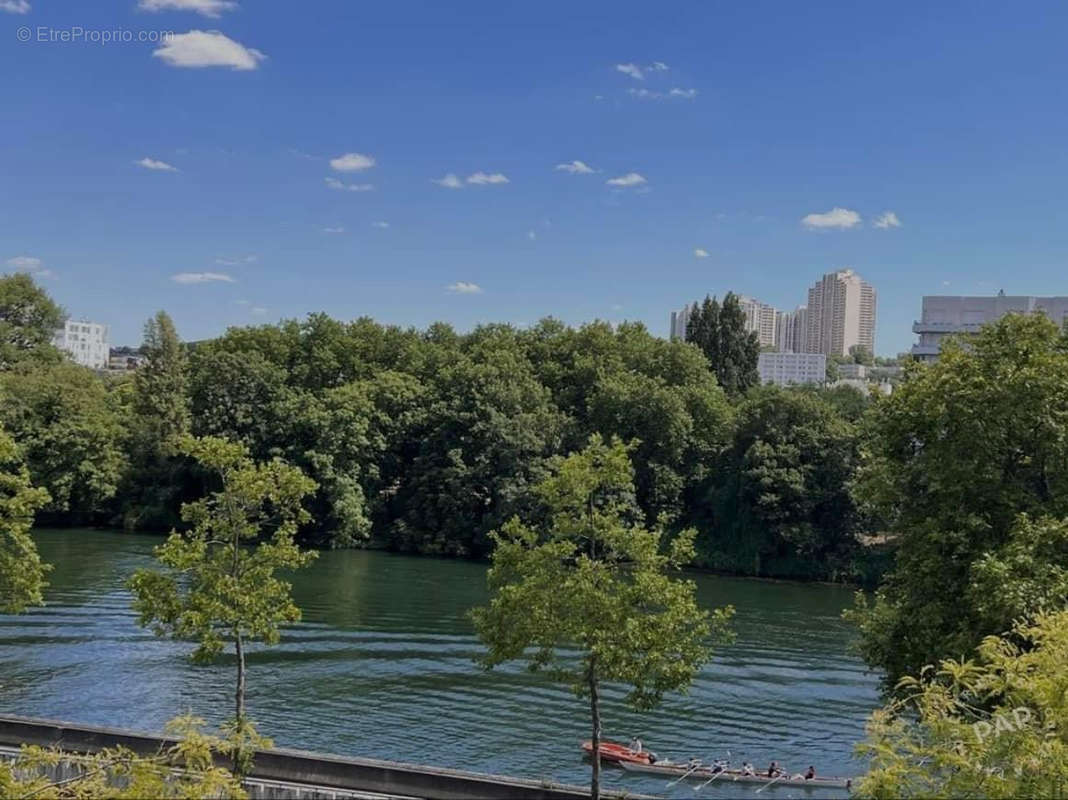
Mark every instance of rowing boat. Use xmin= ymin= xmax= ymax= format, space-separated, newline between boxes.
xmin=580 ymin=740 xmax=653 ymax=765
xmin=617 ymin=760 xmax=853 ymax=790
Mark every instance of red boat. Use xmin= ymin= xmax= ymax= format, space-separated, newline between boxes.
xmin=581 ymin=740 xmax=653 ymax=765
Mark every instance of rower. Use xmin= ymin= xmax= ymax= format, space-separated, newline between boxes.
xmin=629 ymin=736 xmax=643 ymax=754
xmin=805 ymin=766 xmax=815 ymax=781
xmin=767 ymin=761 xmax=779 ymax=778
xmin=741 ymin=761 xmax=755 ymax=776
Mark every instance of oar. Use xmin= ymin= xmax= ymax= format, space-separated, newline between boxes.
xmin=755 ymin=770 xmax=788 ymax=794
xmin=693 ymin=767 xmax=727 ymax=793
xmin=666 ymin=761 xmax=704 ymax=788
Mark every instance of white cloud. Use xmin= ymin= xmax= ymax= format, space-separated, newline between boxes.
xmin=325 ymin=177 xmax=373 ymax=192
xmin=0 ymin=0 xmax=30 ymax=13
xmin=651 ymin=61 xmax=669 ymax=72
xmin=874 ymin=211 xmax=902 ymax=229
xmin=250 ymin=306 xmax=267 ymax=315
xmin=138 ymin=0 xmax=237 ymax=17
xmin=330 ymin=152 xmax=375 ymax=172
xmin=629 ymin=88 xmax=658 ymax=99
xmin=322 ymin=226 xmax=345 ymax=234
xmin=606 ymin=172 xmax=647 ymax=187
xmin=235 ymin=299 xmax=250 ymax=305
xmin=6 ymin=256 xmax=42 ymax=270
xmin=555 ymin=160 xmax=595 ymax=174
xmin=801 ymin=207 xmax=862 ymax=230
xmin=466 ymin=171 xmax=509 ymax=185
xmin=171 ymin=271 xmax=235 ymax=284
xmin=215 ymin=254 xmax=256 ymax=266
xmin=629 ymin=87 xmax=697 ymax=101
xmin=447 ymin=281 xmax=483 ymax=294
xmin=694 ymin=248 xmax=709 ymax=258
xmin=527 ymin=230 xmax=536 ymax=241
xmin=153 ymin=30 xmax=266 ymax=70
xmin=136 ymin=157 xmax=179 ymax=171
xmin=616 ymin=63 xmax=644 ymax=80
xmin=433 ymin=173 xmax=464 ymax=189
xmin=371 ymin=221 xmax=390 ymax=229
xmin=669 ymin=87 xmax=697 ymax=99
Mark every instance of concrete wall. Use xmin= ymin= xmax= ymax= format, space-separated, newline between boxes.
xmin=0 ymin=715 xmax=649 ymax=800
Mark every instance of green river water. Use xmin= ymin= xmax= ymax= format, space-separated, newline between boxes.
xmin=0 ymin=529 xmax=882 ymax=798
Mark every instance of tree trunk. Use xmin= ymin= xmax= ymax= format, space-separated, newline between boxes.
xmin=588 ymin=666 xmax=601 ymax=800
xmin=233 ymin=629 xmax=247 ymax=775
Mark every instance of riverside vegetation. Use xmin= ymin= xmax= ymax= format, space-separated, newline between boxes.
xmin=5 ymin=271 xmax=1068 ymax=797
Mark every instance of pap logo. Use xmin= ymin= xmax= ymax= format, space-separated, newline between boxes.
xmin=973 ymin=707 xmax=1033 ymax=744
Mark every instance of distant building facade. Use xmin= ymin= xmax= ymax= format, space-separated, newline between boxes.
xmin=757 ymin=352 xmax=826 ymax=386
xmin=775 ymin=306 xmax=808 ymax=353
xmin=912 ymin=292 xmax=1068 ymax=361
xmin=53 ymin=320 xmax=109 ymax=369
xmin=669 ymin=302 xmax=694 ymax=340
xmin=737 ymin=295 xmax=778 ymax=348
xmin=805 ymin=269 xmax=877 ymax=357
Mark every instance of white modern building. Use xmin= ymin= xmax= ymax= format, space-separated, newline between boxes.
xmin=669 ymin=302 xmax=694 ymax=340
xmin=775 ymin=306 xmax=809 ymax=353
xmin=738 ymin=295 xmax=779 ymax=348
xmin=912 ymin=292 xmax=1068 ymax=361
xmin=806 ymin=269 xmax=877 ymax=357
xmin=53 ymin=320 xmax=110 ymax=369
xmin=757 ymin=352 xmax=826 ymax=386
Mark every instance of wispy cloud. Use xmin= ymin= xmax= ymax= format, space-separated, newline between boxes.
xmin=874 ymin=211 xmax=902 ymax=229
xmin=555 ymin=160 xmax=595 ymax=174
xmin=322 ymin=226 xmax=345 ymax=234
xmin=330 ymin=152 xmax=375 ymax=172
xmin=153 ymin=30 xmax=266 ymax=70
xmin=802 ymin=207 xmax=861 ymax=230
xmin=6 ymin=255 xmax=55 ymax=278
xmin=215 ymin=255 xmax=256 ymax=266
xmin=466 ymin=171 xmax=509 ymax=185
xmin=250 ymin=306 xmax=268 ymax=315
xmin=0 ymin=0 xmax=30 ymax=13
xmin=447 ymin=281 xmax=483 ymax=294
xmin=616 ymin=63 xmax=644 ymax=80
xmin=606 ymin=172 xmax=647 ymax=188
xmin=138 ymin=0 xmax=237 ymax=17
xmin=136 ymin=157 xmax=179 ymax=171
xmin=371 ymin=221 xmax=390 ymax=229
xmin=669 ymin=87 xmax=697 ymax=99
xmin=171 ymin=271 xmax=235 ymax=284
xmin=433 ymin=173 xmax=464 ymax=189
xmin=629 ymin=87 xmax=697 ymax=101
xmin=527 ymin=230 xmax=536 ymax=241
xmin=694 ymin=248 xmax=709 ymax=258
xmin=325 ymin=177 xmax=373 ymax=192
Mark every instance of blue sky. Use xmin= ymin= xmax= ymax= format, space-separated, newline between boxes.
xmin=4 ymin=0 xmax=1068 ymax=354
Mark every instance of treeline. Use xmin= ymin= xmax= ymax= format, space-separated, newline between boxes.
xmin=0 ymin=276 xmax=879 ymax=581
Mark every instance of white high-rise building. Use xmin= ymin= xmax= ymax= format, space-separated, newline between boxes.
xmin=757 ymin=352 xmax=827 ymax=386
xmin=53 ymin=320 xmax=110 ymax=369
xmin=669 ymin=302 xmax=694 ymax=340
xmin=805 ymin=269 xmax=876 ymax=357
xmin=775 ymin=306 xmax=809 ymax=353
xmin=737 ymin=295 xmax=779 ymax=348
xmin=912 ymin=292 xmax=1068 ymax=361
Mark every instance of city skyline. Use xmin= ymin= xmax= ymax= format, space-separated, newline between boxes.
xmin=6 ymin=1 xmax=1068 ymax=355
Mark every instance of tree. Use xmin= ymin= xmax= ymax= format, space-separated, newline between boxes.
xmin=685 ymin=293 xmax=759 ymax=395
xmin=855 ymin=610 xmax=1068 ymax=799
xmin=0 ymin=361 xmax=126 ymax=520
xmin=701 ymin=386 xmax=861 ymax=579
xmin=470 ymin=436 xmax=733 ymax=800
xmin=848 ymin=313 xmax=1068 ymax=689
xmin=0 ymin=273 xmax=64 ymax=370
xmin=128 ymin=435 xmax=317 ymax=771
xmin=1 ymin=715 xmax=246 ymax=799
xmin=134 ymin=311 xmax=190 ymax=454
xmin=0 ymin=426 xmax=50 ymax=614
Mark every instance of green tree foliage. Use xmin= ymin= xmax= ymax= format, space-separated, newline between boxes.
xmin=0 ymin=272 xmax=65 ymax=370
xmin=0 ymin=361 xmax=126 ymax=519
xmin=470 ymin=435 xmax=734 ymax=800
xmin=685 ymin=292 xmax=759 ymax=395
xmin=848 ymin=313 xmax=1068 ymax=688
xmin=123 ymin=311 xmax=191 ymax=530
xmin=0 ymin=426 xmax=50 ymax=613
xmin=856 ymin=610 xmax=1068 ymax=799
xmin=700 ymin=386 xmax=862 ymax=579
xmin=0 ymin=715 xmax=246 ymax=799
xmin=128 ymin=435 xmax=317 ymax=759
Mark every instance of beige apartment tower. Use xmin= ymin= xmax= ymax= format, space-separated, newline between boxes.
xmin=805 ymin=269 xmax=876 ymax=357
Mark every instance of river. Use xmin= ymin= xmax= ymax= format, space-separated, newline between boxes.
xmin=1 ymin=529 xmax=881 ymax=798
